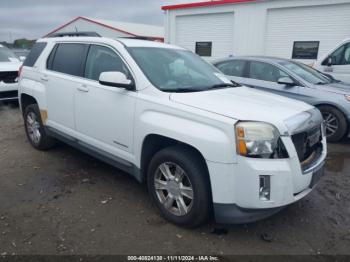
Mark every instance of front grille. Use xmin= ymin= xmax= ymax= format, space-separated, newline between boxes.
xmin=0 ymin=71 xmax=18 ymax=84
xmin=291 ymin=125 xmax=322 ymax=170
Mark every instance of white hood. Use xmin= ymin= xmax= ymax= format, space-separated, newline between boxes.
xmin=0 ymin=61 xmax=22 ymax=72
xmin=170 ymin=86 xmax=314 ymax=134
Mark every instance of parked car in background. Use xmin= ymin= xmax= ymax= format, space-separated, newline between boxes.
xmin=314 ymin=38 xmax=350 ymax=83
xmin=0 ymin=44 xmax=22 ymax=102
xmin=19 ymin=34 xmax=326 ymax=227
xmin=12 ymin=48 xmax=30 ymax=61
xmin=213 ymin=56 xmax=350 ymax=142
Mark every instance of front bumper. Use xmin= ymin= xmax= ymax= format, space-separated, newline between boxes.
xmin=207 ymin=135 xmax=327 ymax=224
xmin=0 ymin=82 xmax=18 ymax=101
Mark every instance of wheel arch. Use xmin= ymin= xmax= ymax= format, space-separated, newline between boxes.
xmin=315 ymin=103 xmax=349 ymax=139
xmin=20 ymin=93 xmax=38 ymax=113
xmin=140 ymin=134 xmax=210 ymax=183
xmin=315 ymin=103 xmax=349 ymax=123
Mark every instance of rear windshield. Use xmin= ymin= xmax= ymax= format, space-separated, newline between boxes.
xmin=23 ymin=42 xmax=47 ymax=67
xmin=0 ymin=46 xmax=19 ymax=62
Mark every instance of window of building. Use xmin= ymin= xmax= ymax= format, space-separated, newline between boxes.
xmin=195 ymin=42 xmax=212 ymax=57
xmin=292 ymin=41 xmax=320 ymax=60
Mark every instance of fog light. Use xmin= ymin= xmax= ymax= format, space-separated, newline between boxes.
xmin=259 ymin=175 xmax=270 ymax=201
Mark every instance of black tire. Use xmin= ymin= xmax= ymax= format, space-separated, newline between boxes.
xmin=147 ymin=145 xmax=211 ymax=228
xmin=318 ymin=105 xmax=348 ymax=143
xmin=23 ymin=104 xmax=56 ymax=150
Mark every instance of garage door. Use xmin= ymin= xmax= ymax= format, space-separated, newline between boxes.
xmin=265 ymin=3 xmax=350 ymax=60
xmin=175 ymin=12 xmax=234 ymax=60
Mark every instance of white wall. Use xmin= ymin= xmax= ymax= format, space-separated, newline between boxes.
xmin=165 ymin=0 xmax=350 ymax=61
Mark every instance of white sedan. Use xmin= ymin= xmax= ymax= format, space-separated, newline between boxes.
xmin=0 ymin=44 xmax=22 ymax=102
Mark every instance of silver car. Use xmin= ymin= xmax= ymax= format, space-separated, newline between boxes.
xmin=213 ymin=56 xmax=350 ymax=142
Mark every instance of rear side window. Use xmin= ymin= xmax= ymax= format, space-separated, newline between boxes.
xmin=23 ymin=42 xmax=47 ymax=67
xmin=249 ymin=61 xmax=288 ymax=82
xmin=48 ymin=43 xmax=88 ymax=77
xmin=216 ymin=60 xmax=246 ymax=77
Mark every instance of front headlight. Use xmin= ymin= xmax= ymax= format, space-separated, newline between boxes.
xmin=235 ymin=122 xmax=288 ymax=159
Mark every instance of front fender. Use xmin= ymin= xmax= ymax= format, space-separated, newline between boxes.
xmin=134 ymin=109 xmax=237 ymax=166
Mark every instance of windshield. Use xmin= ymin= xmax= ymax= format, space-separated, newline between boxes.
xmin=128 ymin=47 xmax=230 ymax=92
xmin=0 ymin=46 xmax=19 ymax=62
xmin=279 ymin=60 xmax=331 ymax=85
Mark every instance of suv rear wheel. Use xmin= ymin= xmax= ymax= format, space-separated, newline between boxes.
xmin=147 ymin=145 xmax=211 ymax=228
xmin=318 ymin=105 xmax=348 ymax=142
xmin=24 ymin=104 xmax=56 ymax=150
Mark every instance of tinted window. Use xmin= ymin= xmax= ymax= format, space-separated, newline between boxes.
xmin=292 ymin=41 xmax=319 ymax=60
xmin=324 ymin=43 xmax=350 ymax=66
xmin=50 ymin=43 xmax=88 ymax=77
xmin=216 ymin=60 xmax=246 ymax=77
xmin=84 ymin=45 xmax=130 ymax=81
xmin=23 ymin=42 xmax=47 ymax=67
xmin=249 ymin=61 xmax=288 ymax=82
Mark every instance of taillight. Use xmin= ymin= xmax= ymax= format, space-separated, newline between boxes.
xmin=18 ymin=65 xmax=23 ymax=77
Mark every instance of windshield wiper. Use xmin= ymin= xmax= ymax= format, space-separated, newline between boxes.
xmin=315 ymin=82 xmax=327 ymax=85
xmin=169 ymin=87 xmax=203 ymax=93
xmin=207 ymin=82 xmax=239 ymax=90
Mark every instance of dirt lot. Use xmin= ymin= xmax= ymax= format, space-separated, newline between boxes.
xmin=0 ymin=104 xmax=350 ymax=256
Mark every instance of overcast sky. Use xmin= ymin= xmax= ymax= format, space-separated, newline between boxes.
xmin=0 ymin=0 xmax=202 ymax=42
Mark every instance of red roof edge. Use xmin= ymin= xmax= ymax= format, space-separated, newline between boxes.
xmin=162 ymin=0 xmax=258 ymax=11
xmin=44 ymin=16 xmax=164 ymax=40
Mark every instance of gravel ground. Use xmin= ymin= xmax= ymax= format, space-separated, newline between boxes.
xmin=0 ymin=104 xmax=349 ymax=256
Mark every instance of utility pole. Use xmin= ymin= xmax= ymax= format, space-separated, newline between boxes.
xmin=8 ymin=31 xmax=12 ymax=44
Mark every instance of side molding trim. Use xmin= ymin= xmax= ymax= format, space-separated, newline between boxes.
xmin=46 ymin=127 xmax=142 ymax=182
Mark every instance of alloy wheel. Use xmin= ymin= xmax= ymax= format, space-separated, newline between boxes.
xmin=322 ymin=112 xmax=339 ymax=137
xmin=26 ymin=112 xmax=41 ymax=145
xmin=154 ymin=162 xmax=194 ymax=216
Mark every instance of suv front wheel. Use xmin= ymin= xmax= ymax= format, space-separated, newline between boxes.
xmin=147 ymin=145 xmax=211 ymax=228
xmin=24 ymin=104 xmax=56 ymax=150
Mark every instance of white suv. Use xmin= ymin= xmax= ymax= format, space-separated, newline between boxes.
xmin=18 ymin=34 xmax=327 ymax=227
xmin=0 ymin=44 xmax=22 ymax=101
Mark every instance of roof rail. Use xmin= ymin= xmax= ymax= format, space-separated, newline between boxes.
xmin=47 ymin=32 xmax=101 ymax=38
xmin=120 ymin=36 xmax=152 ymax=41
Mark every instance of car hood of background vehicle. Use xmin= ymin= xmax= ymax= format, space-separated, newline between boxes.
xmin=170 ymin=86 xmax=313 ymax=132
xmin=0 ymin=61 xmax=21 ymax=72
xmin=314 ymin=82 xmax=350 ymax=95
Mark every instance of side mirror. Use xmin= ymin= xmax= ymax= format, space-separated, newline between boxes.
xmin=99 ymin=71 xmax=135 ymax=90
xmin=327 ymin=57 xmax=333 ymax=67
xmin=278 ymin=76 xmax=295 ymax=86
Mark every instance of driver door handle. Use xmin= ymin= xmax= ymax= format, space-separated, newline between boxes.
xmin=77 ymin=85 xmax=89 ymax=92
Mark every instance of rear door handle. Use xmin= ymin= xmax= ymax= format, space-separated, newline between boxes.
xmin=77 ymin=85 xmax=89 ymax=92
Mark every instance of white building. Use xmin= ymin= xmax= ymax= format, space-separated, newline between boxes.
xmin=45 ymin=16 xmax=164 ymax=41
xmin=162 ymin=0 xmax=350 ymax=62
